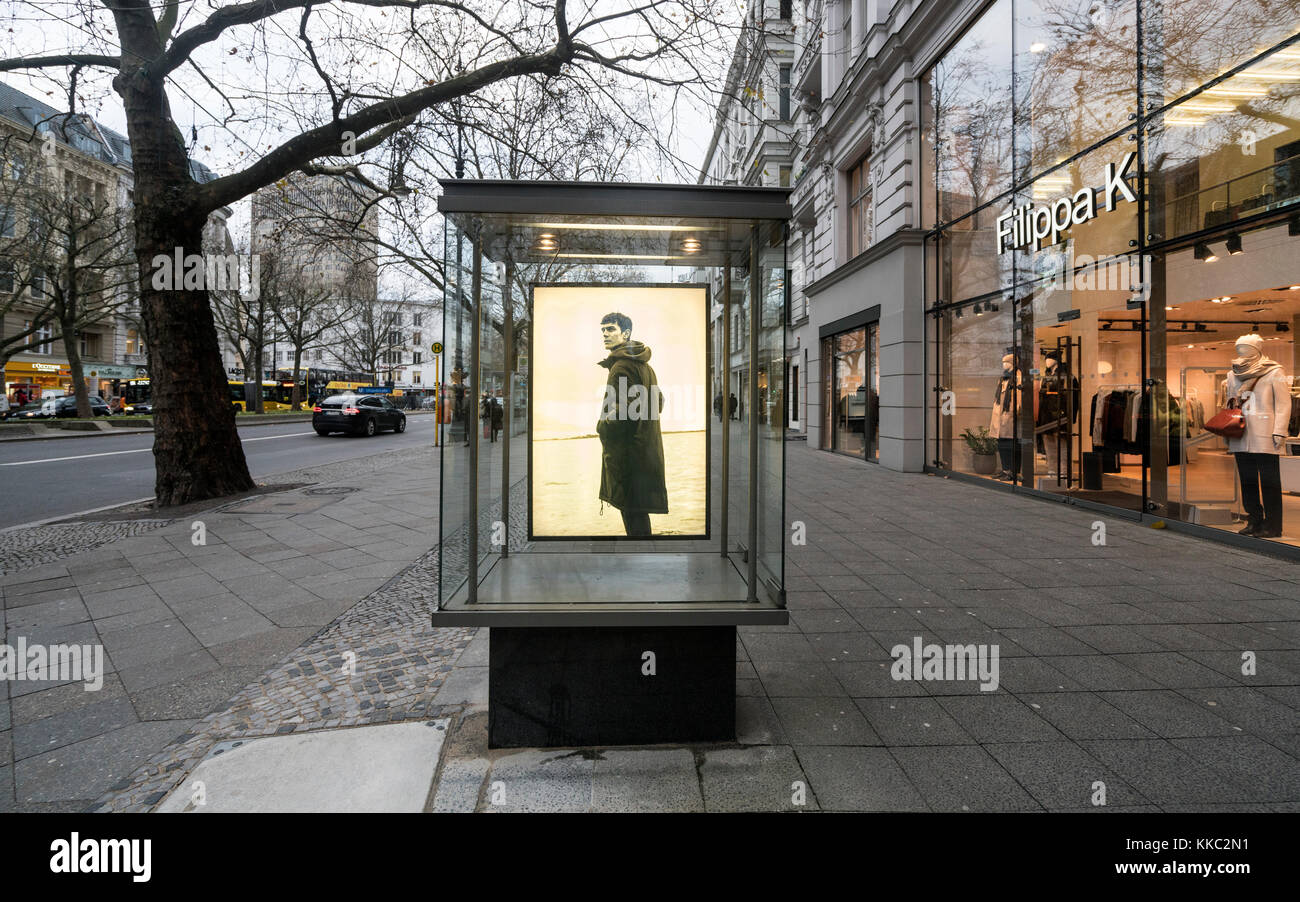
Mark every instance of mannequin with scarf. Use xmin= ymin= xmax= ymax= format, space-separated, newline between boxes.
xmin=990 ymin=353 xmax=1023 ymax=479
xmin=1037 ymin=349 xmax=1080 ymax=477
xmin=1226 ymin=333 xmax=1291 ymax=538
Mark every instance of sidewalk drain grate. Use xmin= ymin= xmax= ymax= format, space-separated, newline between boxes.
xmin=304 ymin=486 xmax=360 ymax=496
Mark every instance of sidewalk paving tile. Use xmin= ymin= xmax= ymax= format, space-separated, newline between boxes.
xmin=699 ymin=746 xmax=814 ymax=812
xmin=591 ymin=749 xmax=704 ymax=812
xmin=797 ymin=746 xmax=926 ymax=811
xmin=890 ymin=745 xmax=1042 ymax=812
xmin=983 ymin=741 xmax=1150 ymax=810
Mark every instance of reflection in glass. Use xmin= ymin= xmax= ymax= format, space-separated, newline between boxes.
xmin=1147 ymin=39 xmax=1300 ymax=243
xmin=1141 ymin=0 xmax=1300 ymax=108
xmin=933 ymin=0 xmax=1014 ymax=224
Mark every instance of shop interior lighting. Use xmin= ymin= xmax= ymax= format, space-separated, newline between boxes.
xmin=1194 ymin=242 xmax=1218 ymax=262
xmin=1205 ymin=84 xmax=1269 ymax=98
xmin=554 ymin=252 xmax=690 ymax=260
xmin=1165 ymin=115 xmax=1207 ymax=127
xmin=1029 ymin=41 xmax=1047 ymax=53
xmin=1225 ymin=232 xmax=1244 ymax=255
xmin=1236 ymin=69 xmax=1300 ymax=80
xmin=681 ymin=237 xmax=702 ymax=254
xmin=527 ymin=222 xmax=719 ymax=232
xmin=1178 ymin=101 xmax=1236 ymax=113
xmin=1290 ymin=285 xmax=1300 ymax=290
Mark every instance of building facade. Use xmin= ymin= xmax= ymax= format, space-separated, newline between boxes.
xmin=699 ymin=0 xmax=800 ymax=430
xmin=1 ymin=82 xmax=233 ymax=403
xmin=706 ymin=0 xmax=1300 ymax=555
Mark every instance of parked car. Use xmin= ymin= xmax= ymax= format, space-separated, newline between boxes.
xmin=312 ymin=393 xmax=406 ymax=436
xmin=3 ymin=402 xmax=50 ymax=421
xmin=47 ymin=395 xmax=113 ymax=417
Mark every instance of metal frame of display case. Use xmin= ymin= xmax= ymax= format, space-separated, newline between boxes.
xmin=432 ymin=180 xmax=790 ymax=627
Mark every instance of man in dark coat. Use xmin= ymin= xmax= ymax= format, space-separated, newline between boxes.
xmin=596 ymin=312 xmax=667 ymax=537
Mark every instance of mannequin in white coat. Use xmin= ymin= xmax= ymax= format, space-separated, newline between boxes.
xmin=990 ymin=353 xmax=1022 ymax=479
xmin=1225 ymin=333 xmax=1291 ymax=538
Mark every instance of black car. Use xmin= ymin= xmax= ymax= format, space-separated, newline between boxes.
xmin=2 ymin=402 xmax=48 ymax=421
xmin=313 ymin=393 xmax=406 ymax=436
xmin=52 ymin=395 xmax=113 ymax=417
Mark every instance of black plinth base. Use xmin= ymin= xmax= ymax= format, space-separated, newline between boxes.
xmin=488 ymin=626 xmax=736 ymax=748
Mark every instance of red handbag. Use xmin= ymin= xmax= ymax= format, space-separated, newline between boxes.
xmin=1205 ymin=400 xmax=1246 ymax=438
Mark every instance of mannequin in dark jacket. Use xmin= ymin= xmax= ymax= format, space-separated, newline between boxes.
xmin=596 ymin=312 xmax=668 ymax=536
xmin=1037 ymin=349 xmax=1079 ymax=477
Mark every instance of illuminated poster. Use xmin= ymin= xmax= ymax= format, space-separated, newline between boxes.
xmin=530 ymin=284 xmax=708 ymax=538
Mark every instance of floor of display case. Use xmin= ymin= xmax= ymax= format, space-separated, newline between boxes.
xmin=433 ymin=552 xmax=787 ymax=626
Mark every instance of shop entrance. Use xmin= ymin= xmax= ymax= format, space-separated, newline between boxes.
xmin=822 ymin=324 xmax=878 ymax=461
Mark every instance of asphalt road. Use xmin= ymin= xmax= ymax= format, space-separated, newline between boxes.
xmin=0 ymin=416 xmax=440 ymax=530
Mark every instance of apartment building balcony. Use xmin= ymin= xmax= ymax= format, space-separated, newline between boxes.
xmin=793 ymin=18 xmax=822 ymax=99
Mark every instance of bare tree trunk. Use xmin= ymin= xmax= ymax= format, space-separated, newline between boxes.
xmin=291 ymin=345 xmax=304 ymax=410
xmin=135 ymin=210 xmax=254 ymax=503
xmin=59 ymin=309 xmax=93 ymax=418
xmin=115 ymin=11 xmax=253 ymax=504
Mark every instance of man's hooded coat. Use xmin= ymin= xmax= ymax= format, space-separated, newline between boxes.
xmin=596 ymin=340 xmax=669 ymax=514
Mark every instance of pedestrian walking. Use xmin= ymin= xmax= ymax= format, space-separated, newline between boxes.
xmin=490 ymin=398 xmax=503 ymax=442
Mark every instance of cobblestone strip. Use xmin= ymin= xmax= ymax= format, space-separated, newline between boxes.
xmin=0 ymin=520 xmax=172 ymax=575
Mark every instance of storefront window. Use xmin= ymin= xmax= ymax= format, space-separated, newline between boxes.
xmin=924 ymin=0 xmax=1300 ymax=549
xmin=1146 ymin=39 xmax=1300 ymax=244
xmin=1140 ymin=0 xmax=1300 ymax=108
xmin=1013 ymin=0 xmax=1137 ymax=181
xmin=1147 ymin=219 xmax=1300 ymax=547
xmin=934 ymin=301 xmax=1019 ymax=479
xmin=933 ymin=0 xmax=1014 ymax=225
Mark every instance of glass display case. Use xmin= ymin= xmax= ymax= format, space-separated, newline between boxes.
xmin=434 ymin=180 xmax=790 ymax=625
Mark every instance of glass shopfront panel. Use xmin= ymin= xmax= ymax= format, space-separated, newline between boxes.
xmin=1148 ymin=219 xmax=1300 ymax=548
xmin=924 ymin=0 xmax=1300 ymax=548
xmin=1140 ymin=0 xmax=1300 ymax=108
xmin=1146 ymin=38 xmax=1300 ymax=244
xmin=932 ymin=0 xmax=1015 ymax=225
xmin=934 ymin=301 xmax=1020 ymax=479
xmin=1014 ymin=0 xmax=1137 ymax=181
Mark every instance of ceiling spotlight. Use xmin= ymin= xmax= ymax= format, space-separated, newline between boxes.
xmin=988 ymin=302 xmax=999 ymax=312
xmin=955 ymin=306 xmax=963 ymax=318
xmin=1101 ymin=321 xmax=1112 ymax=330
xmin=534 ymin=232 xmax=559 ymax=253
xmin=1195 ymin=322 xmax=1209 ymax=331
xmin=1289 ymin=285 xmax=1300 ymax=290
xmin=1289 ymin=214 xmax=1300 ymax=236
xmin=681 ymin=237 xmax=702 ymax=254
xmin=1131 ymin=321 xmax=1143 ymax=330
xmin=1278 ymin=322 xmax=1291 ymax=332
xmin=1225 ymin=232 xmax=1243 ymax=255
xmin=1166 ymin=305 xmax=1177 ymax=310
xmin=1194 ymin=242 xmax=1217 ymax=262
